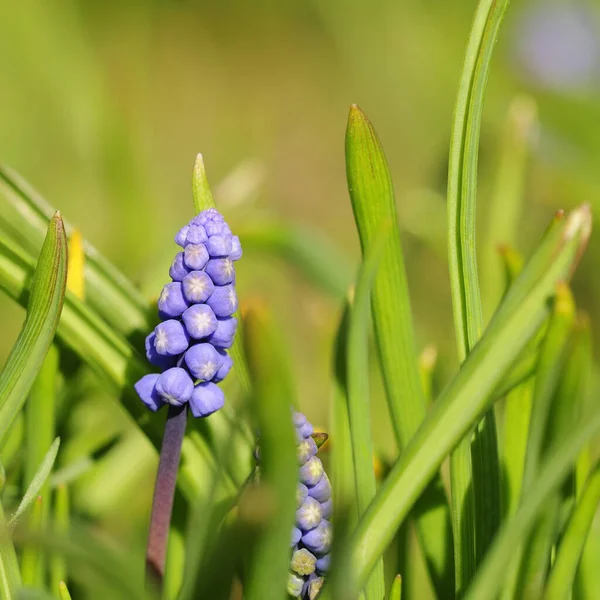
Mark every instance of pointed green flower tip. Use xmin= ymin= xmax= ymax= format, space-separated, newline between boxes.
xmin=498 ymin=243 xmax=524 ymax=285
xmin=389 ymin=574 xmax=402 ymax=600
xmin=192 ymin=153 xmax=215 ymax=213
xmin=311 ymin=432 xmax=329 ymax=450
xmin=59 ymin=581 xmax=73 ymax=600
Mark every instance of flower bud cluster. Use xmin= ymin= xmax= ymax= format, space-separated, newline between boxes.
xmin=287 ymin=412 xmax=332 ymax=599
xmin=134 ymin=208 xmax=241 ymax=417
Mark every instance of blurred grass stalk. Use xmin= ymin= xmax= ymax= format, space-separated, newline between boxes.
xmin=346 ymin=104 xmax=454 ymax=598
xmin=446 ymin=0 xmax=510 ymax=592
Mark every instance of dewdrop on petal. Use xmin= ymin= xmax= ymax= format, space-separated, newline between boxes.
xmin=134 ymin=208 xmax=241 ymax=419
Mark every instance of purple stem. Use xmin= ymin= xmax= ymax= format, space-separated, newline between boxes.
xmin=146 ymin=403 xmax=188 ymax=586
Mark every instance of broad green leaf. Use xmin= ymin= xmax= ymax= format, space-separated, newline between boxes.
xmin=446 ymin=0 xmax=510 ymax=585
xmin=0 ymin=164 xmax=148 ymax=335
xmin=345 ymin=205 xmax=591 ymax=595
xmin=243 ymin=307 xmax=297 ymax=600
xmin=545 ymin=464 xmax=600 ymax=599
xmin=0 ymin=213 xmax=67 ymax=446
xmin=9 ymin=438 xmax=60 ymax=529
xmin=191 ymin=153 xmax=250 ymax=396
xmin=0 ymin=503 xmax=20 ymax=599
xmin=346 ymin=103 xmax=453 ymax=598
xmin=346 ymin=224 xmax=389 ymax=600
xmin=463 ymin=414 xmax=600 ymax=600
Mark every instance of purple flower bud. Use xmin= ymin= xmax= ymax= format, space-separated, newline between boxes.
xmin=169 ymin=253 xmax=190 ymax=282
xmin=206 ymin=234 xmax=233 ymax=258
xmin=154 ymin=320 xmax=190 ymax=356
xmin=189 ymin=382 xmax=225 ymax=417
xmin=192 ymin=208 xmax=224 ymax=226
xmin=296 ymin=421 xmax=314 ymax=442
xmin=186 ymin=224 xmax=208 ymax=245
xmin=291 ymin=526 xmax=302 ymax=547
xmin=134 ymin=374 xmax=164 ymax=411
xmin=184 ymin=243 xmax=210 ymax=270
xmin=213 ymin=349 xmax=233 ymax=383
xmin=308 ymin=473 xmax=331 ymax=503
xmin=293 ymin=412 xmax=307 ymax=428
xmin=287 ymin=573 xmax=304 ymax=598
xmin=306 ymin=575 xmax=325 ymax=599
xmin=231 ymin=235 xmax=243 ymax=261
xmin=315 ymin=556 xmax=330 ymax=574
xmin=181 ymin=304 xmax=218 ymax=339
xmin=206 ymin=285 xmax=238 ymax=317
xmin=205 ymin=221 xmax=227 ymax=237
xmin=297 ymin=437 xmax=318 ymax=465
xmin=320 ymin=498 xmax=333 ymax=520
xmin=296 ymin=483 xmax=308 ymax=508
xmin=296 ymin=496 xmax=322 ymax=531
xmin=299 ymin=456 xmax=324 ymax=487
xmin=206 ymin=317 xmax=237 ymax=348
xmin=184 ymin=343 xmax=222 ymax=381
xmin=145 ymin=333 xmax=177 ymax=369
xmin=158 ymin=282 xmax=190 ymax=318
xmin=301 ymin=520 xmax=332 ymax=554
xmin=291 ymin=548 xmax=317 ymax=576
xmin=155 ymin=367 xmax=194 ymax=406
xmin=175 ymin=225 xmax=189 ymax=247
xmin=182 ymin=271 xmax=214 ymax=304
xmin=204 ymin=258 xmax=235 ymax=285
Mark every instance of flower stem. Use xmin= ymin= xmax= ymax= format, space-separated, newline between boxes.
xmin=146 ymin=404 xmax=188 ymax=587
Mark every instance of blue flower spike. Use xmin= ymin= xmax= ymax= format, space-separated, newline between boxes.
xmin=257 ymin=411 xmax=332 ymax=598
xmin=134 ymin=207 xmax=241 ymax=419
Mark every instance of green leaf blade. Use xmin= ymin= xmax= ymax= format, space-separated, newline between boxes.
xmin=0 ymin=213 xmax=67 ymax=447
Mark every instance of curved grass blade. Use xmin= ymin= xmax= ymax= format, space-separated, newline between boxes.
xmin=346 ymin=103 xmax=454 ymax=597
xmin=446 ymin=0 xmax=511 ymax=586
xmin=9 ymin=438 xmax=60 ymax=529
xmin=0 ymin=503 xmax=20 ymax=599
xmin=0 ymin=213 xmax=67 ymax=446
xmin=545 ymin=464 xmax=600 ymax=599
xmin=243 ymin=306 xmax=297 ymax=600
xmin=463 ymin=416 xmax=600 ymax=600
xmin=344 ymin=205 xmax=591 ymax=595
xmin=346 ymin=223 xmax=390 ymax=600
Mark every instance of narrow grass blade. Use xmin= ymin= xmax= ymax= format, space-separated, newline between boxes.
xmin=447 ymin=0 xmax=510 ymax=586
xmin=545 ymin=464 xmax=600 ymax=599
xmin=22 ymin=344 xmax=59 ymax=587
xmin=0 ymin=502 xmax=20 ymax=598
xmin=482 ymin=96 xmax=537 ymax=317
xmin=10 ymin=438 xmax=60 ymax=529
xmin=50 ymin=484 xmax=70 ymax=597
xmin=191 ymin=153 xmax=250 ymax=395
xmin=20 ymin=497 xmax=44 ymax=586
xmin=0 ymin=213 xmax=67 ymax=446
xmin=346 ymin=225 xmax=390 ymax=600
xmin=344 ymin=205 xmax=591 ymax=595
xmin=463 ymin=414 xmax=600 ymax=600
xmin=58 ymin=582 xmax=72 ymax=600
xmin=243 ymin=306 xmax=297 ymax=600
xmin=239 ymin=220 xmax=352 ymax=299
xmin=388 ymin=574 xmax=402 ymax=600
xmin=0 ymin=164 xmax=148 ymax=334
xmin=346 ymin=103 xmax=453 ymax=597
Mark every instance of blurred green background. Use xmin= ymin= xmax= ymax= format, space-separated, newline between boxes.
xmin=2 ymin=0 xmax=600 ymax=596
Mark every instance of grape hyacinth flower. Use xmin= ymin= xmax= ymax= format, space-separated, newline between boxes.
xmin=139 ymin=203 xmax=242 ymax=584
xmin=134 ymin=207 xmax=242 ymax=419
xmin=285 ymin=412 xmax=332 ymax=599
